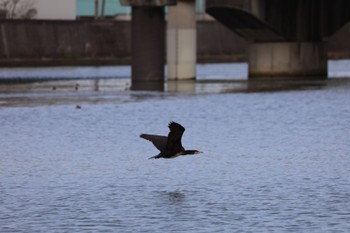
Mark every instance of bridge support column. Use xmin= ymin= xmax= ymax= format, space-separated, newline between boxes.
xmin=131 ymin=6 xmax=165 ymax=84
xmin=167 ymin=0 xmax=196 ymax=80
xmin=248 ymin=42 xmax=327 ymax=78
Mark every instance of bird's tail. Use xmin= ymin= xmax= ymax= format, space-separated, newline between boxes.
xmin=148 ymin=154 xmax=162 ymax=159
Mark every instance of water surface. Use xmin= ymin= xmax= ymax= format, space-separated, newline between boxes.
xmin=1 ymin=62 xmax=350 ymax=232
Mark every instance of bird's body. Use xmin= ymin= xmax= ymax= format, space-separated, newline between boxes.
xmin=140 ymin=122 xmax=202 ymax=159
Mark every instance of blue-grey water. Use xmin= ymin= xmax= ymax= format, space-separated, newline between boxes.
xmin=1 ymin=61 xmax=350 ymax=232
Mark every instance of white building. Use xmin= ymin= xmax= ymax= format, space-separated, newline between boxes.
xmin=33 ymin=0 xmax=76 ymax=20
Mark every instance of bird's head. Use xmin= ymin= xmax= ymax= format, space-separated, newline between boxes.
xmin=183 ymin=150 xmax=203 ymax=155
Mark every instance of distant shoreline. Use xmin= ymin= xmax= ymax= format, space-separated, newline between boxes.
xmin=0 ymin=53 xmax=348 ymax=68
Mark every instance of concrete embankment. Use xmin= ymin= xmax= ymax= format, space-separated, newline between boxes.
xmin=0 ymin=20 xmax=349 ymax=67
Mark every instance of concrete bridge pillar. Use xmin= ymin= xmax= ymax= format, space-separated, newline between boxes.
xmin=131 ymin=6 xmax=165 ymax=83
xmin=249 ymin=42 xmax=327 ymax=78
xmin=120 ymin=0 xmax=176 ymax=89
xmin=167 ymin=0 xmax=196 ymax=80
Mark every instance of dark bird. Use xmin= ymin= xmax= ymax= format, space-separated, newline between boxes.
xmin=140 ymin=121 xmax=203 ymax=159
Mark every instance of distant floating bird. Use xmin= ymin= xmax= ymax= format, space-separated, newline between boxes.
xmin=140 ymin=121 xmax=202 ymax=159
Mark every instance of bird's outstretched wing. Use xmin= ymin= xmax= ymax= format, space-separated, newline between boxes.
xmin=140 ymin=134 xmax=168 ymax=152
xmin=166 ymin=122 xmax=185 ymax=153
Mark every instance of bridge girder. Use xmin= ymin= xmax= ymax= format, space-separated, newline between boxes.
xmin=206 ymin=0 xmax=350 ymax=42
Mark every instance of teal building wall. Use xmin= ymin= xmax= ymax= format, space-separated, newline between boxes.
xmin=77 ymin=0 xmax=130 ymax=17
xmin=77 ymin=0 xmax=206 ymax=17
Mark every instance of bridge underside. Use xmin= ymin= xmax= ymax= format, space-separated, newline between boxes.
xmin=206 ymin=0 xmax=350 ymax=78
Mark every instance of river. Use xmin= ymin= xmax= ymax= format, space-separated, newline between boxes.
xmin=1 ymin=61 xmax=350 ymax=232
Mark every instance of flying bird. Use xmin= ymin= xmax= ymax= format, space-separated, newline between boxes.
xmin=140 ymin=121 xmax=202 ymax=159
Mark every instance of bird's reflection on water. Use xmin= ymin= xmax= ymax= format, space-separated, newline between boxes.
xmin=157 ymin=190 xmax=186 ymax=203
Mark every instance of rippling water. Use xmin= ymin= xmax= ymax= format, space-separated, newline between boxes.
xmin=1 ymin=62 xmax=350 ymax=232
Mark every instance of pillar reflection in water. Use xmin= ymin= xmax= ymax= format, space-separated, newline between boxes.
xmin=166 ymin=80 xmax=196 ymax=92
xmin=131 ymin=80 xmax=164 ymax=91
xmin=246 ymin=78 xmax=327 ymax=92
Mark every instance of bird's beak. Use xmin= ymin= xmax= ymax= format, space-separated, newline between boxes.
xmin=195 ymin=151 xmax=203 ymax=154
